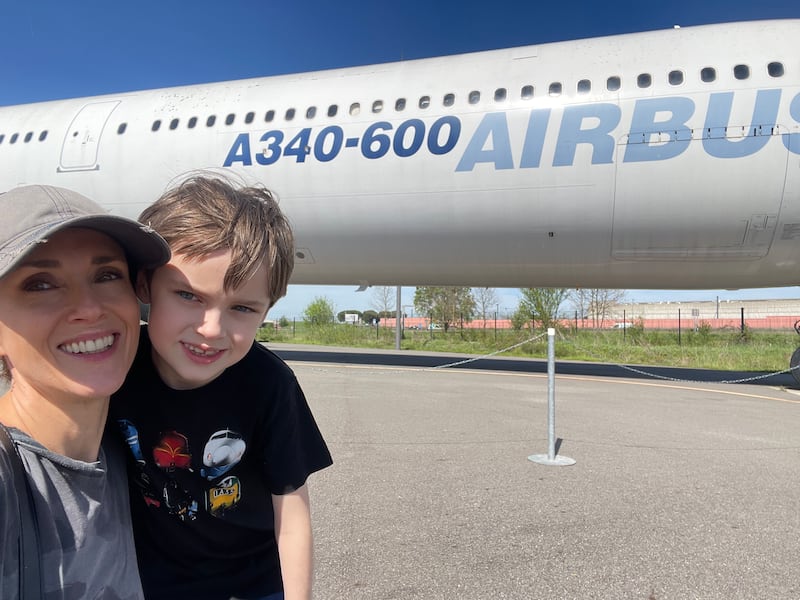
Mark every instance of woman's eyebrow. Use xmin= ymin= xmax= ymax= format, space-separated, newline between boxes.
xmin=18 ymin=254 xmax=125 ymax=269
xmin=91 ymin=255 xmax=126 ymax=265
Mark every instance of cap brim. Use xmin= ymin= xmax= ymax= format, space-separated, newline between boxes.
xmin=0 ymin=215 xmax=170 ymax=280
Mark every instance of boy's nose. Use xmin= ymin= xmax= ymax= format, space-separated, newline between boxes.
xmin=197 ymin=309 xmax=224 ymax=338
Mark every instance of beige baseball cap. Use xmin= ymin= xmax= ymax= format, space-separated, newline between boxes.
xmin=0 ymin=184 xmax=170 ymax=279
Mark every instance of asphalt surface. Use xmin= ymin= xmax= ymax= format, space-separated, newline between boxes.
xmin=275 ymin=344 xmax=800 ymax=600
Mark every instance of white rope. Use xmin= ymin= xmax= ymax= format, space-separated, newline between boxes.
xmin=431 ymin=331 xmax=549 ymax=369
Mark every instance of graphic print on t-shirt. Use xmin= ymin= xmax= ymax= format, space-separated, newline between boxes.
xmin=201 ymin=429 xmax=246 ymax=480
xmin=118 ymin=419 xmax=247 ymax=521
xmin=152 ymin=429 xmax=199 ymax=521
xmin=206 ymin=475 xmax=242 ymax=517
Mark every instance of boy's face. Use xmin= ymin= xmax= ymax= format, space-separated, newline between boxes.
xmin=140 ymin=250 xmax=270 ymax=390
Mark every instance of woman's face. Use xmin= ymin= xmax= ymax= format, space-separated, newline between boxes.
xmin=0 ymin=227 xmax=140 ymax=401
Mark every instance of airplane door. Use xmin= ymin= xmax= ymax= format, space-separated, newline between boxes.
xmin=612 ymin=126 xmax=788 ymax=260
xmin=58 ymin=101 xmax=120 ymax=172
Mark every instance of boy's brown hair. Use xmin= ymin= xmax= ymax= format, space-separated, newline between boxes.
xmin=139 ymin=174 xmax=294 ymax=308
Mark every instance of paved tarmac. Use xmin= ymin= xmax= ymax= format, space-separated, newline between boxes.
xmin=277 ymin=345 xmax=800 ymax=600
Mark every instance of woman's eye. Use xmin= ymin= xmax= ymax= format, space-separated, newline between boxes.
xmin=97 ymin=269 xmax=124 ymax=282
xmin=23 ymin=279 xmax=55 ymax=292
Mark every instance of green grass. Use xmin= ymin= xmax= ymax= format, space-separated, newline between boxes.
xmin=257 ymin=322 xmax=799 ymax=373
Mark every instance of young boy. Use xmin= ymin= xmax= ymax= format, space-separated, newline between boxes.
xmin=110 ymin=176 xmax=332 ymax=600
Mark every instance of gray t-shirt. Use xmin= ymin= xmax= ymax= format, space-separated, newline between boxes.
xmin=0 ymin=427 xmax=143 ymax=599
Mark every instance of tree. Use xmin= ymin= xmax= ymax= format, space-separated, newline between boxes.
xmin=371 ymin=286 xmax=395 ymax=315
xmin=472 ymin=287 xmax=499 ymax=329
xmin=569 ymin=289 xmax=626 ymax=328
xmin=517 ymin=288 xmax=569 ymax=330
xmin=303 ymin=296 xmax=335 ymax=326
xmin=414 ymin=287 xmax=475 ymax=331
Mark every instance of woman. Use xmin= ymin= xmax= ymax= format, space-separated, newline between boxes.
xmin=0 ymin=184 xmax=169 ymax=598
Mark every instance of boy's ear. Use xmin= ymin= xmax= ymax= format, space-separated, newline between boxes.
xmin=136 ymin=271 xmax=152 ymax=304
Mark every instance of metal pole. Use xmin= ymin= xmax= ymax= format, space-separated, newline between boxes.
xmin=529 ymin=328 xmax=575 ymax=467
xmin=546 ymin=327 xmax=556 ymax=460
xmin=395 ymin=286 xmax=402 ymax=350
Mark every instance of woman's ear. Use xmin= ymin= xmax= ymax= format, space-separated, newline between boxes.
xmin=136 ymin=271 xmax=151 ymax=304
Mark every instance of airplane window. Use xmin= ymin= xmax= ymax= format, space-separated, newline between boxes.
xmin=169 ymin=119 xmax=179 ymax=130
xmin=152 ymin=120 xmax=161 ymax=132
xmin=0 ymin=135 xmax=4 ymax=144
xmin=285 ymin=108 xmax=296 ymax=121
xmin=548 ymin=82 xmax=562 ymax=96
xmin=206 ymin=115 xmax=216 ymax=127
xmin=372 ymin=100 xmax=383 ymax=113
xmin=245 ymin=112 xmax=255 ymax=124
xmin=265 ymin=110 xmax=275 ymax=122
xmin=668 ymin=70 xmax=684 ymax=85
xmin=469 ymin=90 xmax=480 ymax=104
xmin=395 ymin=98 xmax=406 ymax=111
xmin=521 ymin=85 xmax=534 ymax=99
xmin=349 ymin=103 xmax=361 ymax=116
xmin=117 ymin=123 xmax=127 ymax=135
xmin=225 ymin=113 xmax=235 ymax=125
xmin=606 ymin=76 xmax=621 ymax=91
xmin=419 ymin=96 xmax=430 ymax=109
xmin=768 ymin=62 xmax=784 ymax=77
xmin=188 ymin=117 xmax=197 ymax=129
xmin=9 ymin=133 xmax=18 ymax=144
xmin=443 ymin=93 xmax=455 ymax=107
xmin=39 ymin=131 xmax=47 ymax=141
xmin=637 ymin=73 xmax=652 ymax=88
xmin=494 ymin=88 xmax=507 ymax=102
xmin=327 ymin=105 xmax=338 ymax=117
xmin=306 ymin=106 xmax=317 ymax=119
xmin=24 ymin=132 xmax=32 ymax=143
xmin=577 ymin=80 xmax=591 ymax=94
xmin=733 ymin=65 xmax=749 ymax=80
xmin=700 ymin=67 xmax=716 ymax=82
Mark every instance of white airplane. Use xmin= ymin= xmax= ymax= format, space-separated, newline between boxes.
xmin=1 ymin=19 xmax=799 ymax=293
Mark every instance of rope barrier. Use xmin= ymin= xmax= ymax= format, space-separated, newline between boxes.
xmin=429 ymin=328 xmax=798 ymax=385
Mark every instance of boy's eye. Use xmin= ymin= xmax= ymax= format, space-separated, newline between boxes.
xmin=232 ymin=305 xmax=256 ymax=314
xmin=177 ymin=290 xmax=197 ymax=301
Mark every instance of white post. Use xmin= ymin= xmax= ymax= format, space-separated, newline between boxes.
xmin=395 ymin=286 xmax=402 ymax=350
xmin=529 ymin=328 xmax=576 ymax=467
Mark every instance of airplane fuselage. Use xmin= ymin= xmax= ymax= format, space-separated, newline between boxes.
xmin=1 ymin=19 xmax=800 ymax=289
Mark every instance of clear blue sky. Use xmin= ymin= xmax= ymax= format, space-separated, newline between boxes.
xmin=1 ymin=0 xmax=798 ymax=318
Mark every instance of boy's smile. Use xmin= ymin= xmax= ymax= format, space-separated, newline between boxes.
xmin=140 ymin=250 xmax=270 ymax=390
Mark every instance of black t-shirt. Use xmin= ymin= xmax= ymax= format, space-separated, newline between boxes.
xmin=110 ymin=329 xmax=332 ymax=600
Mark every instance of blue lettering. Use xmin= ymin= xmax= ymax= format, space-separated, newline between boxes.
xmin=314 ymin=126 xmax=344 ymax=162
xmin=361 ymin=122 xmax=392 ymax=159
xmin=393 ymin=119 xmax=425 ymax=157
xmin=623 ymin=97 xmax=694 ymax=162
xmin=455 ymin=113 xmax=514 ymax=171
xmin=256 ymin=131 xmax=284 ymax=166
xmin=702 ymin=89 xmax=781 ymax=158
xmin=427 ymin=116 xmax=460 ymax=155
xmin=782 ymin=91 xmax=800 ymax=155
xmin=519 ymin=109 xmax=550 ymax=168
xmin=553 ymin=103 xmax=620 ymax=166
xmin=223 ymin=133 xmax=252 ymax=167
